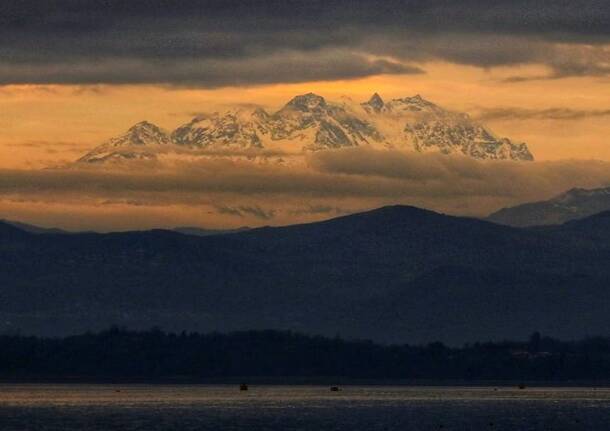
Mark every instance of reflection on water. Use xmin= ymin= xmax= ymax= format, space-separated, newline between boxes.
xmin=0 ymin=384 xmax=609 ymax=430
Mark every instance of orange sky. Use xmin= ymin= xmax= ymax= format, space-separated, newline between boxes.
xmin=2 ymin=60 xmax=610 ymax=231
xmin=2 ymin=62 xmax=610 ymax=169
xmin=2 ymin=2 xmax=610 ymax=232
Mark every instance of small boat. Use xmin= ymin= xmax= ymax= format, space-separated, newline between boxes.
xmin=330 ymin=386 xmax=340 ymax=392
xmin=240 ymin=383 xmax=248 ymax=391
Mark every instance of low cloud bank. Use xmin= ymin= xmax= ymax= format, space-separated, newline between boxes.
xmin=1 ymin=149 xmax=610 ymax=230
xmin=475 ymin=107 xmax=610 ymax=122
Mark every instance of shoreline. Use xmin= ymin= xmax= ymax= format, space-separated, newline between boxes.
xmin=2 ymin=377 xmax=610 ymax=387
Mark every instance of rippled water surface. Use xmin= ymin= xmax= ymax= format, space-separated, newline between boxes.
xmin=0 ymin=384 xmax=609 ymax=430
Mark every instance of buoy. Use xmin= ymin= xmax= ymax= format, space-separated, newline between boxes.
xmin=240 ymin=383 xmax=248 ymax=391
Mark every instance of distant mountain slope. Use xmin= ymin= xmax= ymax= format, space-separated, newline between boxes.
xmin=1 ymin=220 xmax=247 ymax=236
xmin=2 ymin=205 xmax=608 ymax=344
xmin=77 ymin=93 xmax=533 ymax=164
xmin=2 ymin=219 xmax=69 ymax=235
xmin=172 ymin=226 xmax=250 ymax=237
xmin=487 ymin=186 xmax=610 ymax=227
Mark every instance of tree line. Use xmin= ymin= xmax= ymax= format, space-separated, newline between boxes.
xmin=2 ymin=328 xmax=610 ymax=381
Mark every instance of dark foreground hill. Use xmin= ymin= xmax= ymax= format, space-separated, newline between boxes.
xmin=2 ymin=206 xmax=610 ymax=344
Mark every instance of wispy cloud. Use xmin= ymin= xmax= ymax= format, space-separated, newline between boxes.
xmin=6 ymin=140 xmax=85 ymax=150
xmin=475 ymin=107 xmax=610 ymax=122
xmin=216 ymin=205 xmax=275 ymax=220
xmin=2 ymin=150 xmax=610 ymax=230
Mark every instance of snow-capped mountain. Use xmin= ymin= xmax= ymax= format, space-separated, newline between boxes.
xmin=77 ymin=92 xmax=534 ymax=164
xmin=78 ymin=121 xmax=172 ymax=163
xmin=361 ymin=94 xmax=533 ymax=160
xmin=171 ymin=110 xmax=265 ymax=151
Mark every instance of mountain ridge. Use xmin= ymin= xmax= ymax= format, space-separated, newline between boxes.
xmin=77 ymin=92 xmax=534 ymax=164
xmin=3 ymin=204 xmax=609 ymax=344
xmin=487 ymin=186 xmax=610 ymax=227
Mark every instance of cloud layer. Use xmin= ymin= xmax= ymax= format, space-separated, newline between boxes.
xmin=2 ymin=149 xmax=610 ymax=230
xmin=2 ymin=1 xmax=610 ymax=86
xmin=475 ymin=107 xmax=610 ymax=121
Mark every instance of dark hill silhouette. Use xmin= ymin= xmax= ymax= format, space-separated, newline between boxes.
xmin=541 ymin=210 xmax=610 ymax=244
xmin=1 ymin=205 xmax=610 ymax=344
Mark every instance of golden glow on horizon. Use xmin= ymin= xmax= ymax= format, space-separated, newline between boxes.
xmin=2 ymin=61 xmax=610 ymax=231
xmin=2 ymin=62 xmax=610 ymax=168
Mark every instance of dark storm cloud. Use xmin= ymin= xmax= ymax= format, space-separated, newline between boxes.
xmin=0 ymin=51 xmax=418 ymax=86
xmin=1 ymin=0 xmax=609 ymax=86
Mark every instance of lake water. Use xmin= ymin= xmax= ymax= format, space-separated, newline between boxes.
xmin=0 ymin=384 xmax=609 ymax=430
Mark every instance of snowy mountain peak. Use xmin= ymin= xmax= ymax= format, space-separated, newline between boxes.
xmin=284 ymin=93 xmax=327 ymax=112
xmin=76 ymin=92 xmax=534 ymax=164
xmin=364 ymin=93 xmax=385 ymax=112
xmin=120 ymin=121 xmax=171 ymax=145
xmin=78 ymin=121 xmax=171 ymax=163
xmin=129 ymin=120 xmax=159 ymax=131
xmin=556 ymin=187 xmax=610 ymax=204
xmin=171 ymin=108 xmax=264 ymax=150
xmin=386 ymin=95 xmax=443 ymax=114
